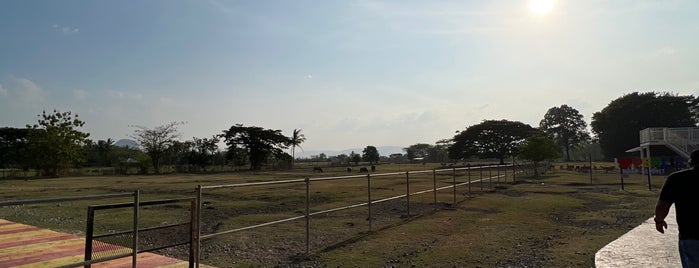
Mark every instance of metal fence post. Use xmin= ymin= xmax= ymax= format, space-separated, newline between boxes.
xmin=480 ymin=167 xmax=483 ymax=191
xmin=195 ymin=185 xmax=202 ymax=268
xmin=452 ymin=167 xmax=456 ymax=205
xmin=497 ymin=165 xmax=501 ymax=184
xmin=367 ymin=174 xmax=372 ymax=231
xmin=647 ymin=166 xmax=652 ymax=191
xmin=467 ymin=165 xmax=471 ymax=195
xmin=433 ymin=169 xmax=437 ymax=210
xmin=189 ymin=199 xmax=196 ymax=268
xmin=85 ymin=206 xmax=95 ymax=268
xmin=305 ymin=177 xmax=310 ymax=254
xmin=488 ymin=164 xmax=492 ymax=190
xmin=620 ymin=168 xmax=625 ymax=190
xmin=132 ymin=190 xmax=139 ymax=268
xmin=405 ymin=171 xmax=410 ymax=217
xmin=513 ymin=156 xmax=516 ymax=184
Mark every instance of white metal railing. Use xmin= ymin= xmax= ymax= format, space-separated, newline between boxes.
xmin=640 ymin=127 xmax=699 ymax=144
xmin=192 ymin=163 xmax=540 ymax=266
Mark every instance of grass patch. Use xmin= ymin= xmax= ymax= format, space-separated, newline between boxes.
xmin=0 ymin=164 xmax=665 ymax=267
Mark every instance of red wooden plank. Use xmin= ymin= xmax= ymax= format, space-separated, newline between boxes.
xmin=0 ymin=242 xmax=83 ymax=261
xmin=0 ymin=248 xmax=85 ymax=267
xmin=0 ymin=233 xmax=76 ymax=248
xmin=0 ymin=225 xmax=39 ymax=235
xmin=0 ymin=219 xmax=198 ymax=268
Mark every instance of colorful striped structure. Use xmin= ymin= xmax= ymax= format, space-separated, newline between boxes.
xmin=0 ymin=219 xmax=204 ymax=268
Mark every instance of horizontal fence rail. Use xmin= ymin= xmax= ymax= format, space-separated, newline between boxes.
xmin=0 ymin=162 xmax=549 ymax=267
xmin=193 ymin=163 xmax=535 ymax=267
xmin=87 ymin=197 xmax=196 ymax=268
xmin=0 ymin=191 xmax=139 ymax=268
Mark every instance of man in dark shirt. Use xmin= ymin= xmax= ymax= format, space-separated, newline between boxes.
xmin=656 ymin=149 xmax=699 ymax=268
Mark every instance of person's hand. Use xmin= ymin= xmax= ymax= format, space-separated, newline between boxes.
xmin=655 ymin=219 xmax=667 ymax=233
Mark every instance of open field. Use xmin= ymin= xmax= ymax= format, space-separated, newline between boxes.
xmin=0 ymin=163 xmax=665 ymax=267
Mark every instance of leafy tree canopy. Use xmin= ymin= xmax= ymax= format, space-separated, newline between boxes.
xmin=449 ymin=119 xmax=538 ymax=164
xmin=591 ymin=92 xmax=698 ymax=159
xmin=404 ymin=143 xmax=431 ymax=160
xmin=130 ymin=121 xmax=184 ymax=174
xmin=404 ymin=142 xmax=450 ymax=163
xmin=518 ymin=135 xmax=562 ymax=163
xmin=0 ymin=127 xmax=35 ymax=169
xmin=221 ymin=124 xmax=291 ymax=170
xmin=518 ymin=135 xmax=561 ymax=176
xmin=539 ymin=104 xmax=590 ymax=161
xmin=350 ymin=151 xmax=362 ymax=165
xmin=185 ymin=136 xmax=220 ymax=170
xmin=26 ymin=110 xmax=90 ymax=177
xmin=362 ymin=145 xmax=380 ymax=164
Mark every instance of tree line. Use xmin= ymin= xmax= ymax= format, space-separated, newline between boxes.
xmin=406 ymin=92 xmax=697 ymax=166
xmin=1 ymin=91 xmax=697 ymax=177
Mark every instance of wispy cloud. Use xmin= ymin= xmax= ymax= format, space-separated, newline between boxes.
xmin=52 ymin=24 xmax=79 ymax=35
xmin=73 ymin=89 xmax=88 ymax=100
xmin=646 ymin=47 xmax=678 ymax=60
xmin=304 ymin=75 xmax=313 ymax=80
xmin=13 ymin=77 xmax=47 ymax=102
xmin=108 ymin=90 xmax=142 ymax=100
xmin=655 ymin=47 xmax=677 ymax=56
xmin=0 ymin=84 xmax=7 ymax=97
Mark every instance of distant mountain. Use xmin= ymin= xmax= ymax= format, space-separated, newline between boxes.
xmin=114 ymin=139 xmax=139 ymax=149
xmin=296 ymin=146 xmax=404 ymax=159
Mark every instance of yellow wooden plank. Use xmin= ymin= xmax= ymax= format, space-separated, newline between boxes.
xmin=0 ymin=229 xmax=59 ymax=240
xmin=0 ymin=223 xmax=27 ymax=231
xmin=156 ymin=262 xmax=191 ymax=268
xmin=14 ymin=254 xmax=83 ymax=268
xmin=0 ymin=238 xmax=83 ymax=257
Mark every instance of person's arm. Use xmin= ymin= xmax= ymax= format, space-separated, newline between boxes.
xmin=654 ymin=200 xmax=672 ymax=233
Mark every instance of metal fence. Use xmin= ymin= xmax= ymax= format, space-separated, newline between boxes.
xmin=193 ymin=163 xmax=533 ymax=266
xmin=0 ymin=192 xmax=139 ymax=267
xmin=0 ymin=163 xmax=541 ymax=267
xmin=86 ymin=198 xmax=196 ymax=267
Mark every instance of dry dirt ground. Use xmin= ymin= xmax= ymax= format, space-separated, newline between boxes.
xmin=0 ymin=168 xmax=662 ymax=267
xmin=186 ymin=171 xmax=661 ymax=267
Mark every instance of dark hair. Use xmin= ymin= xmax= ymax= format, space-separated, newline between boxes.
xmin=691 ymin=149 xmax=699 ymax=167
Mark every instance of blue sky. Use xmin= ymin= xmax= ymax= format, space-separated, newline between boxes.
xmin=1 ymin=0 xmax=698 ymax=151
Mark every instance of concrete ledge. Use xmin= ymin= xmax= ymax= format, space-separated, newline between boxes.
xmin=595 ymin=206 xmax=680 ymax=267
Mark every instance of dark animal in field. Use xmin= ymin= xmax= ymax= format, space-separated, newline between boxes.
xmin=347 ymin=167 xmax=352 ymax=172
xmin=601 ymin=166 xmax=615 ymax=173
xmin=359 ymin=167 xmax=369 ymax=173
xmin=371 ymin=165 xmax=376 ymax=172
xmin=313 ymin=167 xmax=323 ymax=173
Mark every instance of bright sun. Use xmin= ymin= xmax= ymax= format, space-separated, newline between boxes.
xmin=529 ymin=0 xmax=555 ymax=15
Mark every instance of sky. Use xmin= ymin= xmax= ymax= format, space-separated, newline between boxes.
xmin=1 ymin=0 xmax=698 ymax=152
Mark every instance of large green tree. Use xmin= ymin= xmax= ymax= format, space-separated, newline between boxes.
xmin=130 ymin=121 xmax=184 ymax=174
xmin=591 ymin=92 xmax=698 ymax=159
xmin=94 ymin=138 xmax=115 ymax=166
xmin=26 ymin=110 xmax=90 ymax=177
xmin=0 ymin=127 xmax=34 ymax=171
xmin=221 ymin=124 xmax=291 ymax=170
xmin=186 ymin=136 xmax=219 ymax=171
xmin=404 ymin=142 xmax=450 ymax=163
xmin=518 ymin=135 xmax=561 ymax=176
xmin=404 ymin=143 xmax=432 ymax=160
xmin=449 ymin=120 xmax=537 ymax=164
xmin=362 ymin=145 xmax=380 ymax=164
xmin=539 ymin=105 xmax=589 ymax=161
xmin=350 ymin=151 xmax=361 ymax=165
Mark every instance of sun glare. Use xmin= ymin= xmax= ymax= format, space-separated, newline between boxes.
xmin=529 ymin=0 xmax=555 ymax=15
